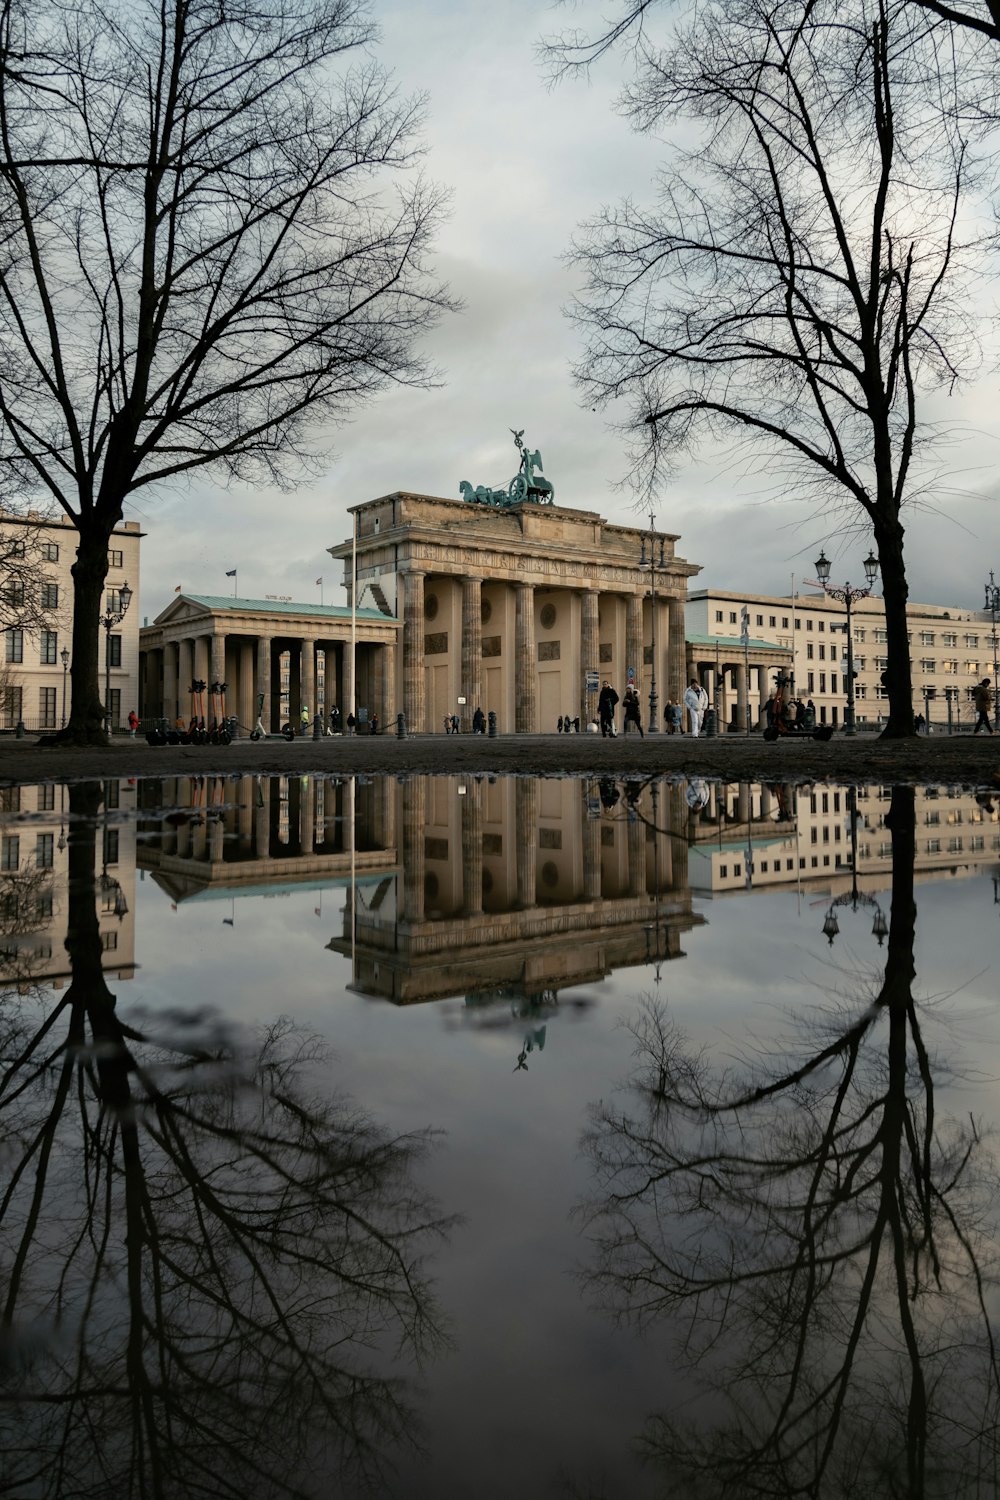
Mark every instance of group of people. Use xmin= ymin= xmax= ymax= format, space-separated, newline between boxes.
xmin=444 ymin=709 xmax=487 ymax=733
xmin=596 ymin=678 xmax=712 ymax=737
xmin=764 ymin=695 xmax=817 ymax=733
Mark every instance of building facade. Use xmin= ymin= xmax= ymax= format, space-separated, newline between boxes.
xmin=688 ymin=587 xmax=998 ymax=729
xmin=1 ymin=511 xmax=142 ymax=731
xmin=328 ymin=491 xmax=699 ymax=734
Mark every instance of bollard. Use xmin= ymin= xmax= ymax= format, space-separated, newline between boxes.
xmin=15 ymin=719 xmax=25 ymax=739
xmin=396 ymin=712 xmax=406 ymax=739
xmin=312 ymin=712 xmax=321 ymax=741
xmin=487 ymin=710 xmax=497 ymax=738
xmin=704 ymin=708 xmax=718 ymax=738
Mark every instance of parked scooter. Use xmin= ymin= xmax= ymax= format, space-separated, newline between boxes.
xmin=249 ymin=691 xmax=295 ymax=741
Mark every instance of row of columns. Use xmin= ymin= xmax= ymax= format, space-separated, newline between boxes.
xmin=690 ymin=658 xmax=782 ymax=732
xmin=402 ymin=573 xmax=688 ymax=734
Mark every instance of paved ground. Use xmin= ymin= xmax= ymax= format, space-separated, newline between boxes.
xmin=2 ymin=729 xmax=999 ymax=786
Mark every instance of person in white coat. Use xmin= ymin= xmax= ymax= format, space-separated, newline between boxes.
xmin=684 ymin=678 xmax=708 ymax=736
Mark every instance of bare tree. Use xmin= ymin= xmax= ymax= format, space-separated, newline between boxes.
xmin=0 ymin=0 xmax=455 ymax=743
xmin=548 ymin=0 xmax=982 ymax=737
xmin=577 ymin=786 xmax=1000 ymax=1496
xmin=0 ymin=784 xmax=455 ymax=1496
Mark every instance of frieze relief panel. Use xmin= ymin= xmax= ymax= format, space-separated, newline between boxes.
xmin=393 ymin=544 xmax=680 ymax=592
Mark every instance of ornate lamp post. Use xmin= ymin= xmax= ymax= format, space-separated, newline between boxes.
xmin=639 ymin=514 xmax=666 ymax=733
xmin=102 ymin=579 xmax=133 ymax=735
xmin=985 ymin=571 xmax=1000 ymax=732
xmin=60 ymin=645 xmax=70 ymax=727
xmin=821 ymin=786 xmax=888 ymax=944
xmin=814 ymin=549 xmax=879 ymax=736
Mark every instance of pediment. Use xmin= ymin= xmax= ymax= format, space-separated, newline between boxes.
xmin=154 ymin=595 xmax=213 ymax=627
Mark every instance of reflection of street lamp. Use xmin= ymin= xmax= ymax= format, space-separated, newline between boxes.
xmin=813 ymin=550 xmax=879 ymax=737
xmin=985 ymin=572 xmax=1000 ymax=732
xmin=639 ymin=514 xmax=667 ymax=733
xmin=60 ymin=645 xmax=70 ymax=727
xmin=821 ymin=786 xmax=887 ymax=944
xmin=102 ymin=580 xmax=133 ymax=734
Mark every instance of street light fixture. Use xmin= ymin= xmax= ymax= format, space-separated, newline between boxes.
xmin=102 ymin=580 xmax=133 ymax=735
xmin=985 ymin=571 xmax=1000 ymax=733
xmin=813 ymin=549 xmax=879 ymax=736
xmin=60 ymin=645 xmax=70 ymax=727
xmin=820 ymin=785 xmax=887 ymax=943
xmin=639 ymin=514 xmax=667 ymax=733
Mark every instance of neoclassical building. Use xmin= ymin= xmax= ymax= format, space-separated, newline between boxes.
xmin=140 ymin=489 xmax=703 ymax=732
xmin=328 ymin=490 xmax=700 ymax=732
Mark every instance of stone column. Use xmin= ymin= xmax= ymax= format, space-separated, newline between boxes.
xmin=461 ymin=780 xmax=483 ymax=917
xmin=737 ymin=783 xmax=751 ymax=824
xmin=667 ymin=784 xmax=689 ymax=892
xmin=256 ymin=637 xmax=272 ymax=732
xmin=163 ymin=642 xmax=178 ymax=722
xmin=515 ymin=778 xmax=538 ymax=907
xmin=461 ymin=576 xmax=483 ymax=733
xmin=759 ymin=784 xmax=772 ymax=820
xmin=210 ymin=633 xmax=225 ymax=691
xmin=301 ymin=776 xmax=316 ymax=853
xmin=759 ymin=665 xmax=771 ymax=723
xmin=581 ymin=589 xmax=599 ymax=726
xmin=627 ymin=814 xmax=645 ymax=897
xmin=401 ymin=779 xmax=425 ymax=922
xmin=383 ymin=642 xmax=397 ymax=725
xmin=583 ymin=804 xmax=601 ymax=901
xmin=514 ymin=583 xmax=537 ymax=734
xmin=177 ymin=638 xmax=193 ymax=721
xmin=735 ymin=660 xmax=748 ymax=736
xmin=626 ymin=595 xmax=643 ymax=698
xmin=301 ymin=640 xmax=316 ymax=727
xmin=402 ymin=571 xmax=425 ymax=733
xmin=208 ymin=814 xmax=224 ymax=865
xmin=239 ymin=641 xmax=254 ymax=734
xmin=668 ymin=596 xmax=686 ymax=707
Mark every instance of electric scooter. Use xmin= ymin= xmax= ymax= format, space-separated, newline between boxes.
xmin=249 ymin=692 xmax=295 ymax=741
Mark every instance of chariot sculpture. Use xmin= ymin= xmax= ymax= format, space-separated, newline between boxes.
xmin=460 ymin=429 xmax=555 ymax=508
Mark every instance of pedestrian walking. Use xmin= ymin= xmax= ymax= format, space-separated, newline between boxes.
xmin=622 ymin=686 xmax=644 ymax=738
xmin=598 ymin=680 xmax=619 ymax=738
xmin=472 ymin=706 xmax=486 ymax=734
xmin=684 ymin=679 xmax=707 ymax=736
xmin=329 ymin=705 xmax=341 ymax=735
xmin=127 ymin=709 xmax=139 ymax=737
xmin=973 ymin=678 xmax=994 ymax=734
xmin=300 ymin=704 xmax=310 ymax=735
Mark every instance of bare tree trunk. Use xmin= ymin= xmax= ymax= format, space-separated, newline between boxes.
xmin=875 ymin=517 xmax=915 ymax=738
xmin=65 ymin=524 xmax=113 ymax=745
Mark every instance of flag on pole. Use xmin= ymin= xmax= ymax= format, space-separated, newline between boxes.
xmin=315 ymin=577 xmax=322 ymax=586
xmin=225 ymin=569 xmax=237 ymax=578
xmin=174 ymin=585 xmax=181 ymax=592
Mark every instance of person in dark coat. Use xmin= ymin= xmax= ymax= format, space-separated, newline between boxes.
xmin=472 ymin=706 xmax=486 ymax=734
xmin=598 ymin=680 xmax=619 ymax=738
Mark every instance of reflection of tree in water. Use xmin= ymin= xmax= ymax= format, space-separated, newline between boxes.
xmin=579 ymin=787 xmax=1000 ymax=1498
xmin=0 ymin=785 xmax=453 ymax=1499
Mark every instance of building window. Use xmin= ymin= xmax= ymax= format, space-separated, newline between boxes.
xmin=795 ymin=618 xmax=801 ymax=629
xmin=39 ymin=687 xmax=56 ymax=727
xmin=40 ymin=583 xmax=58 ymax=609
xmin=819 ymin=672 xmax=826 ymax=692
xmin=35 ymin=833 xmax=53 ymax=869
xmin=37 ymin=784 xmax=55 ymax=811
xmin=109 ymin=548 xmax=123 ymax=568
xmin=943 ymin=633 xmax=957 ymax=647
xmin=108 ymin=634 xmax=122 ymax=668
xmin=856 ymin=684 xmax=867 ymax=699
xmin=807 ymin=671 xmax=815 ymax=691
xmin=720 ymin=864 xmax=728 ymax=878
xmin=7 ymin=580 xmax=24 ymax=607
xmin=875 ymin=628 xmax=888 ymax=644
xmin=818 ymin=620 xmax=825 ymax=632
xmin=875 ymin=656 xmax=889 ymax=670
xmin=6 ymin=629 xmax=22 ymax=663
xmin=920 ymin=631 xmax=935 ymax=646
xmin=729 ymin=611 xmax=737 ymax=624
xmin=1 ymin=836 xmax=19 ymax=871
xmin=769 ymin=615 xmax=776 ymax=627
xmin=942 ymin=660 xmax=957 ymax=674
xmin=105 ymin=589 xmax=124 ymax=613
xmin=107 ymin=689 xmax=121 ymax=728
xmin=103 ymin=827 xmax=120 ymax=866
xmin=40 ymin=630 xmax=58 ymax=665
xmin=9 ymin=539 xmax=24 ymax=558
xmin=807 ymin=643 xmax=814 ymax=659
xmin=819 ymin=644 xmax=826 ymax=660
xmin=920 ymin=658 xmax=935 ymax=672
xmin=782 ymin=616 xmax=789 ymax=628
xmin=966 ymin=661 xmax=979 ymax=675
xmin=101 ymin=930 xmax=119 ymax=952
xmin=965 ymin=634 xmax=979 ymax=648
xmin=1 ymin=686 xmax=22 ymax=728
xmin=854 ymin=627 xmax=866 ymax=642
xmin=715 ymin=610 xmax=723 ymax=622
xmin=807 ymin=619 xmax=813 ymax=631
xmin=756 ymin=614 xmax=763 ymax=626
xmin=855 ymin=656 xmax=866 ymax=670
xmin=42 ymin=542 xmax=59 ymax=561
xmin=972 ymin=835 xmax=985 ymax=852
xmin=926 ymin=838 xmax=940 ymax=853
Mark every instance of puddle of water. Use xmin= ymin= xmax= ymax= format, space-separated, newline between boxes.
xmin=0 ymin=775 xmax=997 ymax=1497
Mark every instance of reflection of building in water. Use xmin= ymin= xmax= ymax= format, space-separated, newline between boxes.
xmin=136 ymin=775 xmax=396 ymax=901
xmin=333 ymin=777 xmax=701 ymax=1006
xmin=688 ymin=782 xmax=1000 ymax=898
xmin=0 ymin=781 xmax=137 ymax=984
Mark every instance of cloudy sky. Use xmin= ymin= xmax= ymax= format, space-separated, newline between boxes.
xmin=135 ymin=0 xmax=1000 ymax=625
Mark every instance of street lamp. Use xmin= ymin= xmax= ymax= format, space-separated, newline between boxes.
xmin=814 ymin=549 xmax=879 ymax=736
xmin=985 ymin=571 xmax=1000 ymax=732
xmin=102 ymin=580 xmax=133 ymax=735
xmin=60 ymin=645 xmax=70 ymax=727
xmin=639 ymin=514 xmax=667 ymax=733
xmin=820 ymin=786 xmax=887 ymax=944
